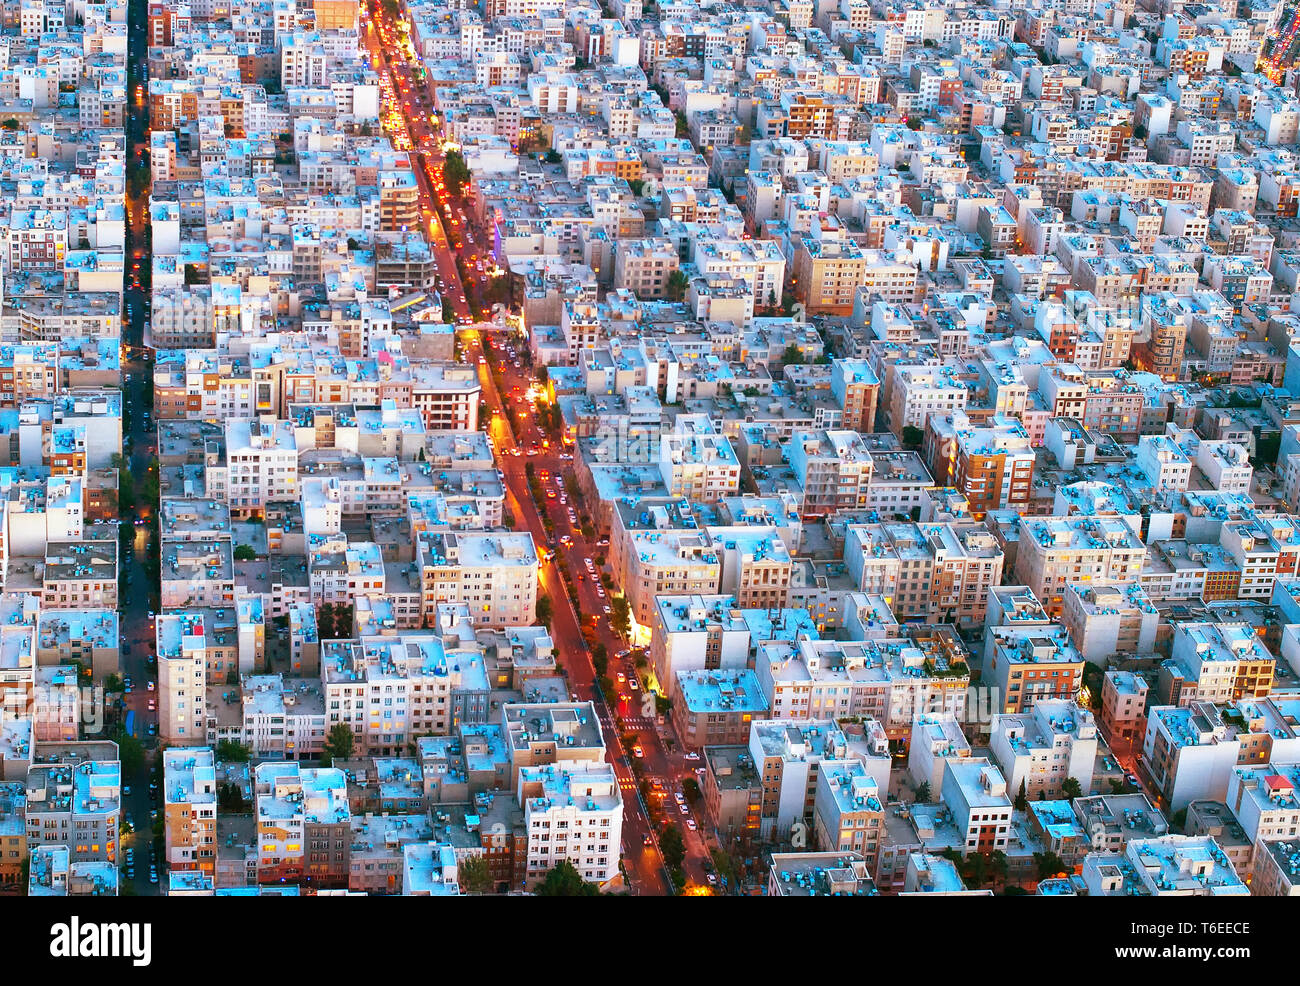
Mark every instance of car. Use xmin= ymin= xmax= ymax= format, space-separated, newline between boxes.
xmin=617 ymin=672 xmax=626 ymax=683
xmin=546 ymin=490 xmax=556 ymax=499
xmin=149 ymin=810 xmax=159 ymax=822
xmin=642 ymin=834 xmax=654 ymax=846
xmin=628 ymin=679 xmax=638 ymax=690
xmin=147 ymin=681 xmax=155 ymax=692
xmin=603 ymin=605 xmax=612 ymax=614
xmin=678 ymin=803 xmax=689 ymax=815
xmin=147 ymin=699 xmax=156 ymax=711
xmin=123 ymin=785 xmax=132 ymax=796
xmin=632 ymin=745 xmax=643 ymax=758
xmin=687 ymin=819 xmax=698 ymax=831
xmin=149 ymin=869 xmax=158 ymax=884
xmin=146 ymin=723 xmax=157 ymax=736
xmin=674 ymin=793 xmax=685 ymax=804
xmin=705 ymin=871 xmax=717 ymax=884
xmin=126 ymin=868 xmax=135 ymax=880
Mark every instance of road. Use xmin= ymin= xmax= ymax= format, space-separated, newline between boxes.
xmin=111 ymin=0 xmax=163 ymax=896
xmin=365 ymin=0 xmax=728 ymax=893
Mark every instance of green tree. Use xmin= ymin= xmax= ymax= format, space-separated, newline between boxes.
xmin=628 ymin=178 xmax=645 ymax=196
xmin=216 ymin=740 xmax=251 ymax=762
xmin=443 ymin=149 xmax=470 ymax=197
xmin=105 ymin=674 xmax=124 ymax=694
xmin=900 ymin=425 xmax=924 ymax=449
xmin=536 ymin=859 xmax=600 ymax=895
xmin=113 ymin=728 xmax=144 ymax=775
xmin=233 ymin=544 xmax=257 ymax=561
xmin=1014 ymin=779 xmax=1028 ymax=811
xmin=1080 ymin=663 xmax=1104 ymax=711
xmin=610 ymin=596 xmax=631 ymax=638
xmin=536 ymin=592 xmax=553 ymax=628
xmin=458 ymin=854 xmax=493 ymax=894
xmin=1060 ymin=777 xmax=1083 ymax=800
xmin=915 ymin=781 xmax=931 ymax=804
xmin=664 ymin=268 xmax=689 ymax=302
xmin=659 ymin=825 xmax=686 ymax=869
xmin=544 ymin=148 xmax=562 ymax=164
xmin=781 ymin=343 xmax=805 ymax=365
xmin=321 ymin=723 xmax=356 ymax=766
xmin=989 ymin=849 xmax=1009 ymax=887
xmin=1034 ymin=851 xmax=1069 ymax=881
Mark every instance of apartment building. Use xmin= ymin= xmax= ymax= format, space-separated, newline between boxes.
xmin=750 ymin=718 xmax=850 ymax=841
xmin=1143 ymin=704 xmax=1242 ymax=811
xmin=671 ymin=669 xmax=768 ymax=748
xmin=163 ymin=747 xmax=217 ymax=876
xmin=518 ymin=761 xmax=622 ymax=889
xmin=610 ymin=500 xmax=722 ymax=630
xmin=1060 ymin=582 xmax=1159 ymax=665
xmin=813 ymin=760 xmax=885 ymax=866
xmin=1014 ymin=515 xmax=1146 ymax=617
xmin=321 ymin=634 xmax=490 ymax=754
xmin=925 ymin=412 xmax=1034 ymax=518
xmin=253 ymin=762 xmax=351 ymax=887
xmin=415 ymin=531 xmax=539 ymax=627
xmin=1100 ymin=670 xmax=1150 ymax=749
xmin=25 ymin=757 xmax=120 ymax=864
xmin=940 ymin=758 xmax=1013 ymax=856
xmin=989 ymin=700 xmax=1098 ymax=799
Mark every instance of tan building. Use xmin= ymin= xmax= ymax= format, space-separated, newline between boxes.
xmin=164 ymin=747 xmax=217 ymax=876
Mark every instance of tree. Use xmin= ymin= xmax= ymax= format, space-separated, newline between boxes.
xmin=966 ymin=851 xmax=988 ymax=887
xmin=233 ymin=544 xmax=257 ymax=561
xmin=113 ymin=728 xmax=144 ymax=775
xmin=0 ymin=119 xmax=18 ymax=130
xmin=610 ymin=596 xmax=631 ymax=638
xmin=628 ymin=178 xmax=645 ymax=196
xmin=900 ymin=425 xmax=924 ymax=449
xmin=105 ymin=674 xmax=124 ymax=694
xmin=458 ymin=854 xmax=493 ymax=894
xmin=443 ymin=149 xmax=470 ymax=197
xmin=658 ymin=825 xmax=686 ymax=869
xmin=914 ymin=781 xmax=931 ymax=804
xmin=781 ymin=343 xmax=805 ymax=365
xmin=544 ymin=149 xmax=562 ymax=164
xmin=536 ymin=592 xmax=553 ymax=628
xmin=1080 ymin=663 xmax=1104 ymax=711
xmin=1034 ymin=851 xmax=1068 ymax=881
xmin=1014 ymin=779 xmax=1028 ymax=811
xmin=989 ymin=850 xmax=1009 ymax=887
xmin=536 ymin=859 xmax=600 ymax=896
xmin=665 ymin=269 xmax=689 ymax=302
xmin=321 ymin=723 xmax=355 ymax=766
xmin=1060 ymin=777 xmax=1083 ymax=800
xmin=216 ymin=740 xmax=251 ymax=762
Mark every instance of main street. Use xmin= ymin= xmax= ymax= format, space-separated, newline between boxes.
xmin=111 ymin=0 xmax=162 ymax=896
xmin=364 ymin=0 xmax=724 ymax=892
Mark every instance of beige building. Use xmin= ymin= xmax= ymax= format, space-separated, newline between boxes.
xmin=163 ymin=747 xmax=217 ymax=876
